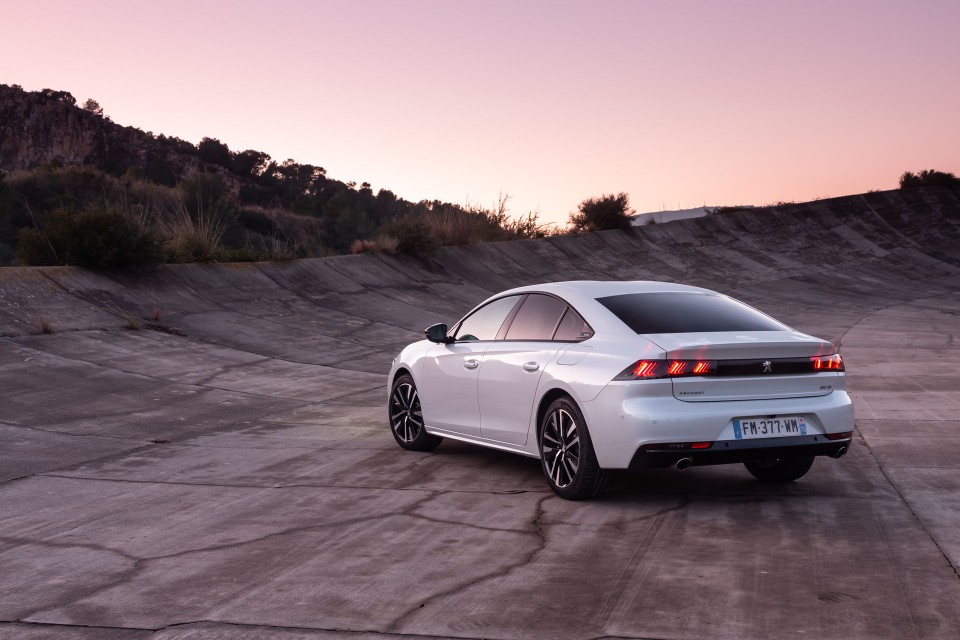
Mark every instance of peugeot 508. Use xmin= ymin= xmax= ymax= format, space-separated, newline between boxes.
xmin=387 ymin=281 xmax=854 ymax=499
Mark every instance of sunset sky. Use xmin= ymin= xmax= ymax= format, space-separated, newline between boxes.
xmin=3 ymin=0 xmax=958 ymax=224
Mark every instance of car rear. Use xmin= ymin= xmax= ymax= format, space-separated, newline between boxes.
xmin=582 ymin=290 xmax=854 ymax=470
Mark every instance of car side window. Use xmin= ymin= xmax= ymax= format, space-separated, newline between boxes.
xmin=504 ymin=294 xmax=568 ymax=341
xmin=454 ymin=296 xmax=521 ymax=341
xmin=553 ymin=307 xmax=594 ymax=341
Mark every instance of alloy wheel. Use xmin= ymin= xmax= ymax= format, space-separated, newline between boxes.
xmin=541 ymin=408 xmax=581 ymax=488
xmin=390 ymin=382 xmax=424 ymax=443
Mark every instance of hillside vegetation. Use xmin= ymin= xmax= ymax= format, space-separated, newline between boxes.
xmin=0 ymin=85 xmax=564 ymax=267
xmin=2 ymin=83 xmax=956 ymax=268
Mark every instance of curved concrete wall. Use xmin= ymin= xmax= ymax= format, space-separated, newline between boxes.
xmin=1 ymin=187 xmax=957 ymax=372
xmin=1 ymin=186 xmax=959 ymax=638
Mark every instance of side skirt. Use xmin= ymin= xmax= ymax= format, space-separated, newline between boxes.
xmin=425 ymin=426 xmax=541 ymax=460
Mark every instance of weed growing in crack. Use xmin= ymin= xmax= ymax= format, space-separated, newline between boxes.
xmin=37 ymin=316 xmax=55 ymax=334
xmin=123 ymin=314 xmax=143 ymax=330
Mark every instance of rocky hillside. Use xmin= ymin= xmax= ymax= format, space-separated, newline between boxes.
xmin=0 ymin=84 xmax=230 ymax=185
xmin=1 ymin=84 xmax=540 ymax=265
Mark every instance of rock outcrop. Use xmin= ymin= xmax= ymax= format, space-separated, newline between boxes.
xmin=0 ymin=84 xmax=216 ymax=183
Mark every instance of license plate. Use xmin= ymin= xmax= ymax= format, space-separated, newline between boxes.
xmin=733 ymin=416 xmax=807 ymax=439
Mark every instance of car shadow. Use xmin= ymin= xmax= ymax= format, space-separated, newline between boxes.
xmin=432 ymin=439 xmax=838 ymax=501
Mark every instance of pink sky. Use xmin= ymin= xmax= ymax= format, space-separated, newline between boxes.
xmin=3 ymin=0 xmax=958 ymax=224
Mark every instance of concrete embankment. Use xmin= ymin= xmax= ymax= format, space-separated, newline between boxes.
xmin=1 ymin=186 xmax=958 ymax=639
xmin=1 ymin=186 xmax=958 ymax=369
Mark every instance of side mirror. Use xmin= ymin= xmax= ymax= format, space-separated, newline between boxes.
xmin=424 ymin=323 xmax=451 ymax=344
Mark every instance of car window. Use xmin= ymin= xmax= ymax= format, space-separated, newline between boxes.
xmin=597 ymin=292 xmax=788 ymax=334
xmin=455 ymin=296 xmax=521 ymax=341
xmin=553 ymin=307 xmax=594 ymax=341
xmin=504 ymin=294 xmax=568 ymax=341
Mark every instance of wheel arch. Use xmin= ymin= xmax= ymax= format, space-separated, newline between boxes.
xmin=392 ymin=367 xmax=413 ymax=386
xmin=534 ymin=387 xmax=576 ymax=447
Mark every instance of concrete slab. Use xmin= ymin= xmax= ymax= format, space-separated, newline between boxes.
xmin=2 ymin=187 xmax=959 ymax=638
xmin=0 ymin=623 xmax=149 ymax=639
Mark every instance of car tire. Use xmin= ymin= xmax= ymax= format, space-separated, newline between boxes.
xmin=389 ymin=374 xmax=442 ymax=451
xmin=539 ymin=396 xmax=608 ymax=500
xmin=744 ymin=455 xmax=815 ymax=482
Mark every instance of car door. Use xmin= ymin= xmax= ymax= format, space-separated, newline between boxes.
xmin=417 ymin=295 xmax=521 ymax=437
xmin=478 ymin=294 xmax=571 ymax=445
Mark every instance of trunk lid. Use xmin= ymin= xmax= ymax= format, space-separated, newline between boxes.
xmin=643 ymin=331 xmax=839 ymax=402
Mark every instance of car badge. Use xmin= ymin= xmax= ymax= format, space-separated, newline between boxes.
xmin=762 ymin=360 xmax=773 ymax=373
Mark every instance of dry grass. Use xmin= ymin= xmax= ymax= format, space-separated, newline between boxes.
xmin=242 ymin=206 xmax=326 ymax=257
xmin=422 ymin=207 xmax=504 ymax=246
xmin=350 ymin=235 xmax=399 ymax=254
xmin=37 ymin=316 xmax=55 ymax=334
xmin=123 ymin=314 xmax=143 ymax=330
xmin=159 ymin=199 xmax=235 ymax=262
xmin=504 ymin=210 xmax=558 ymax=238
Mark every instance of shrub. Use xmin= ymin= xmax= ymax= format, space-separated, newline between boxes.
xmin=180 ymin=172 xmax=234 ymax=214
xmin=505 ymin=211 xmax=555 ymax=239
xmin=423 ymin=207 xmax=505 ymax=245
xmin=161 ymin=175 xmax=238 ymax=262
xmin=568 ymin=192 xmax=635 ymax=232
xmin=238 ymin=208 xmax=275 ymax=235
xmin=3 ymin=165 xmax=125 ymax=215
xmin=0 ymin=241 xmax=13 ymax=265
xmin=16 ymin=206 xmax=163 ymax=268
xmin=159 ymin=201 xmax=235 ymax=263
xmin=381 ymin=216 xmax=439 ymax=257
xmin=707 ymin=205 xmax=753 ymax=215
xmin=350 ymin=235 xmax=399 ymax=254
xmin=899 ymin=169 xmax=960 ymax=188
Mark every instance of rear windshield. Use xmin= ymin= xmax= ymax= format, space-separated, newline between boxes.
xmin=597 ymin=292 xmax=788 ymax=334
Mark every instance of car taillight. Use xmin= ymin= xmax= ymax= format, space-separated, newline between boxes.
xmin=811 ymin=354 xmax=845 ymax=372
xmin=616 ymin=359 xmax=717 ymax=380
xmin=632 ymin=360 xmax=664 ymax=378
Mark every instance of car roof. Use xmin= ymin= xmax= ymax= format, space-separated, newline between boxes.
xmin=499 ymin=280 xmax=712 ymax=300
xmin=450 ymin=280 xmax=720 ymax=342
xmin=474 ymin=281 xmax=715 ymax=339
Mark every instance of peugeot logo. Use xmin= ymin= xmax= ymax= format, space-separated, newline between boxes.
xmin=762 ymin=360 xmax=773 ymax=373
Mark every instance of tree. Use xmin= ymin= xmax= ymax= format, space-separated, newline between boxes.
xmin=232 ymin=149 xmax=271 ymax=178
xmin=197 ymin=137 xmax=233 ymax=169
xmin=40 ymin=88 xmax=76 ymax=105
xmin=568 ymin=192 xmax=635 ymax=232
xmin=82 ymin=99 xmax=104 ymax=117
xmin=899 ymin=169 xmax=960 ymax=189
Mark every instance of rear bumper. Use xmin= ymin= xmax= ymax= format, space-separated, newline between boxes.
xmin=581 ymin=381 xmax=855 ymax=469
xmin=627 ymin=435 xmax=851 ymax=470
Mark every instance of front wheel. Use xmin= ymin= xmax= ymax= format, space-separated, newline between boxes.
xmin=389 ymin=375 xmax=442 ymax=451
xmin=744 ymin=455 xmax=815 ymax=482
xmin=539 ymin=397 xmax=607 ymax=500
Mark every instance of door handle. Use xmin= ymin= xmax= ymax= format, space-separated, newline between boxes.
xmin=522 ymin=361 xmax=540 ymax=373
xmin=464 ymin=359 xmax=480 ymax=370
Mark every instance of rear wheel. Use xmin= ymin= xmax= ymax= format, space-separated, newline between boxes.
xmin=389 ymin=375 xmax=442 ymax=451
xmin=539 ymin=397 xmax=607 ymax=500
xmin=744 ymin=455 xmax=815 ymax=482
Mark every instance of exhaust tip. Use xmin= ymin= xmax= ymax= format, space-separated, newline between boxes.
xmin=832 ymin=446 xmax=848 ymax=459
xmin=674 ymin=457 xmax=692 ymax=471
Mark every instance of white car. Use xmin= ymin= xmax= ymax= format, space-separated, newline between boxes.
xmin=387 ymin=281 xmax=854 ymax=499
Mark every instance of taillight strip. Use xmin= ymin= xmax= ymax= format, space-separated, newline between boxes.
xmin=615 ymin=354 xmax=845 ymax=380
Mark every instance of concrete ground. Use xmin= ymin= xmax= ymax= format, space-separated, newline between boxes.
xmin=1 ymin=188 xmax=959 ymax=639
